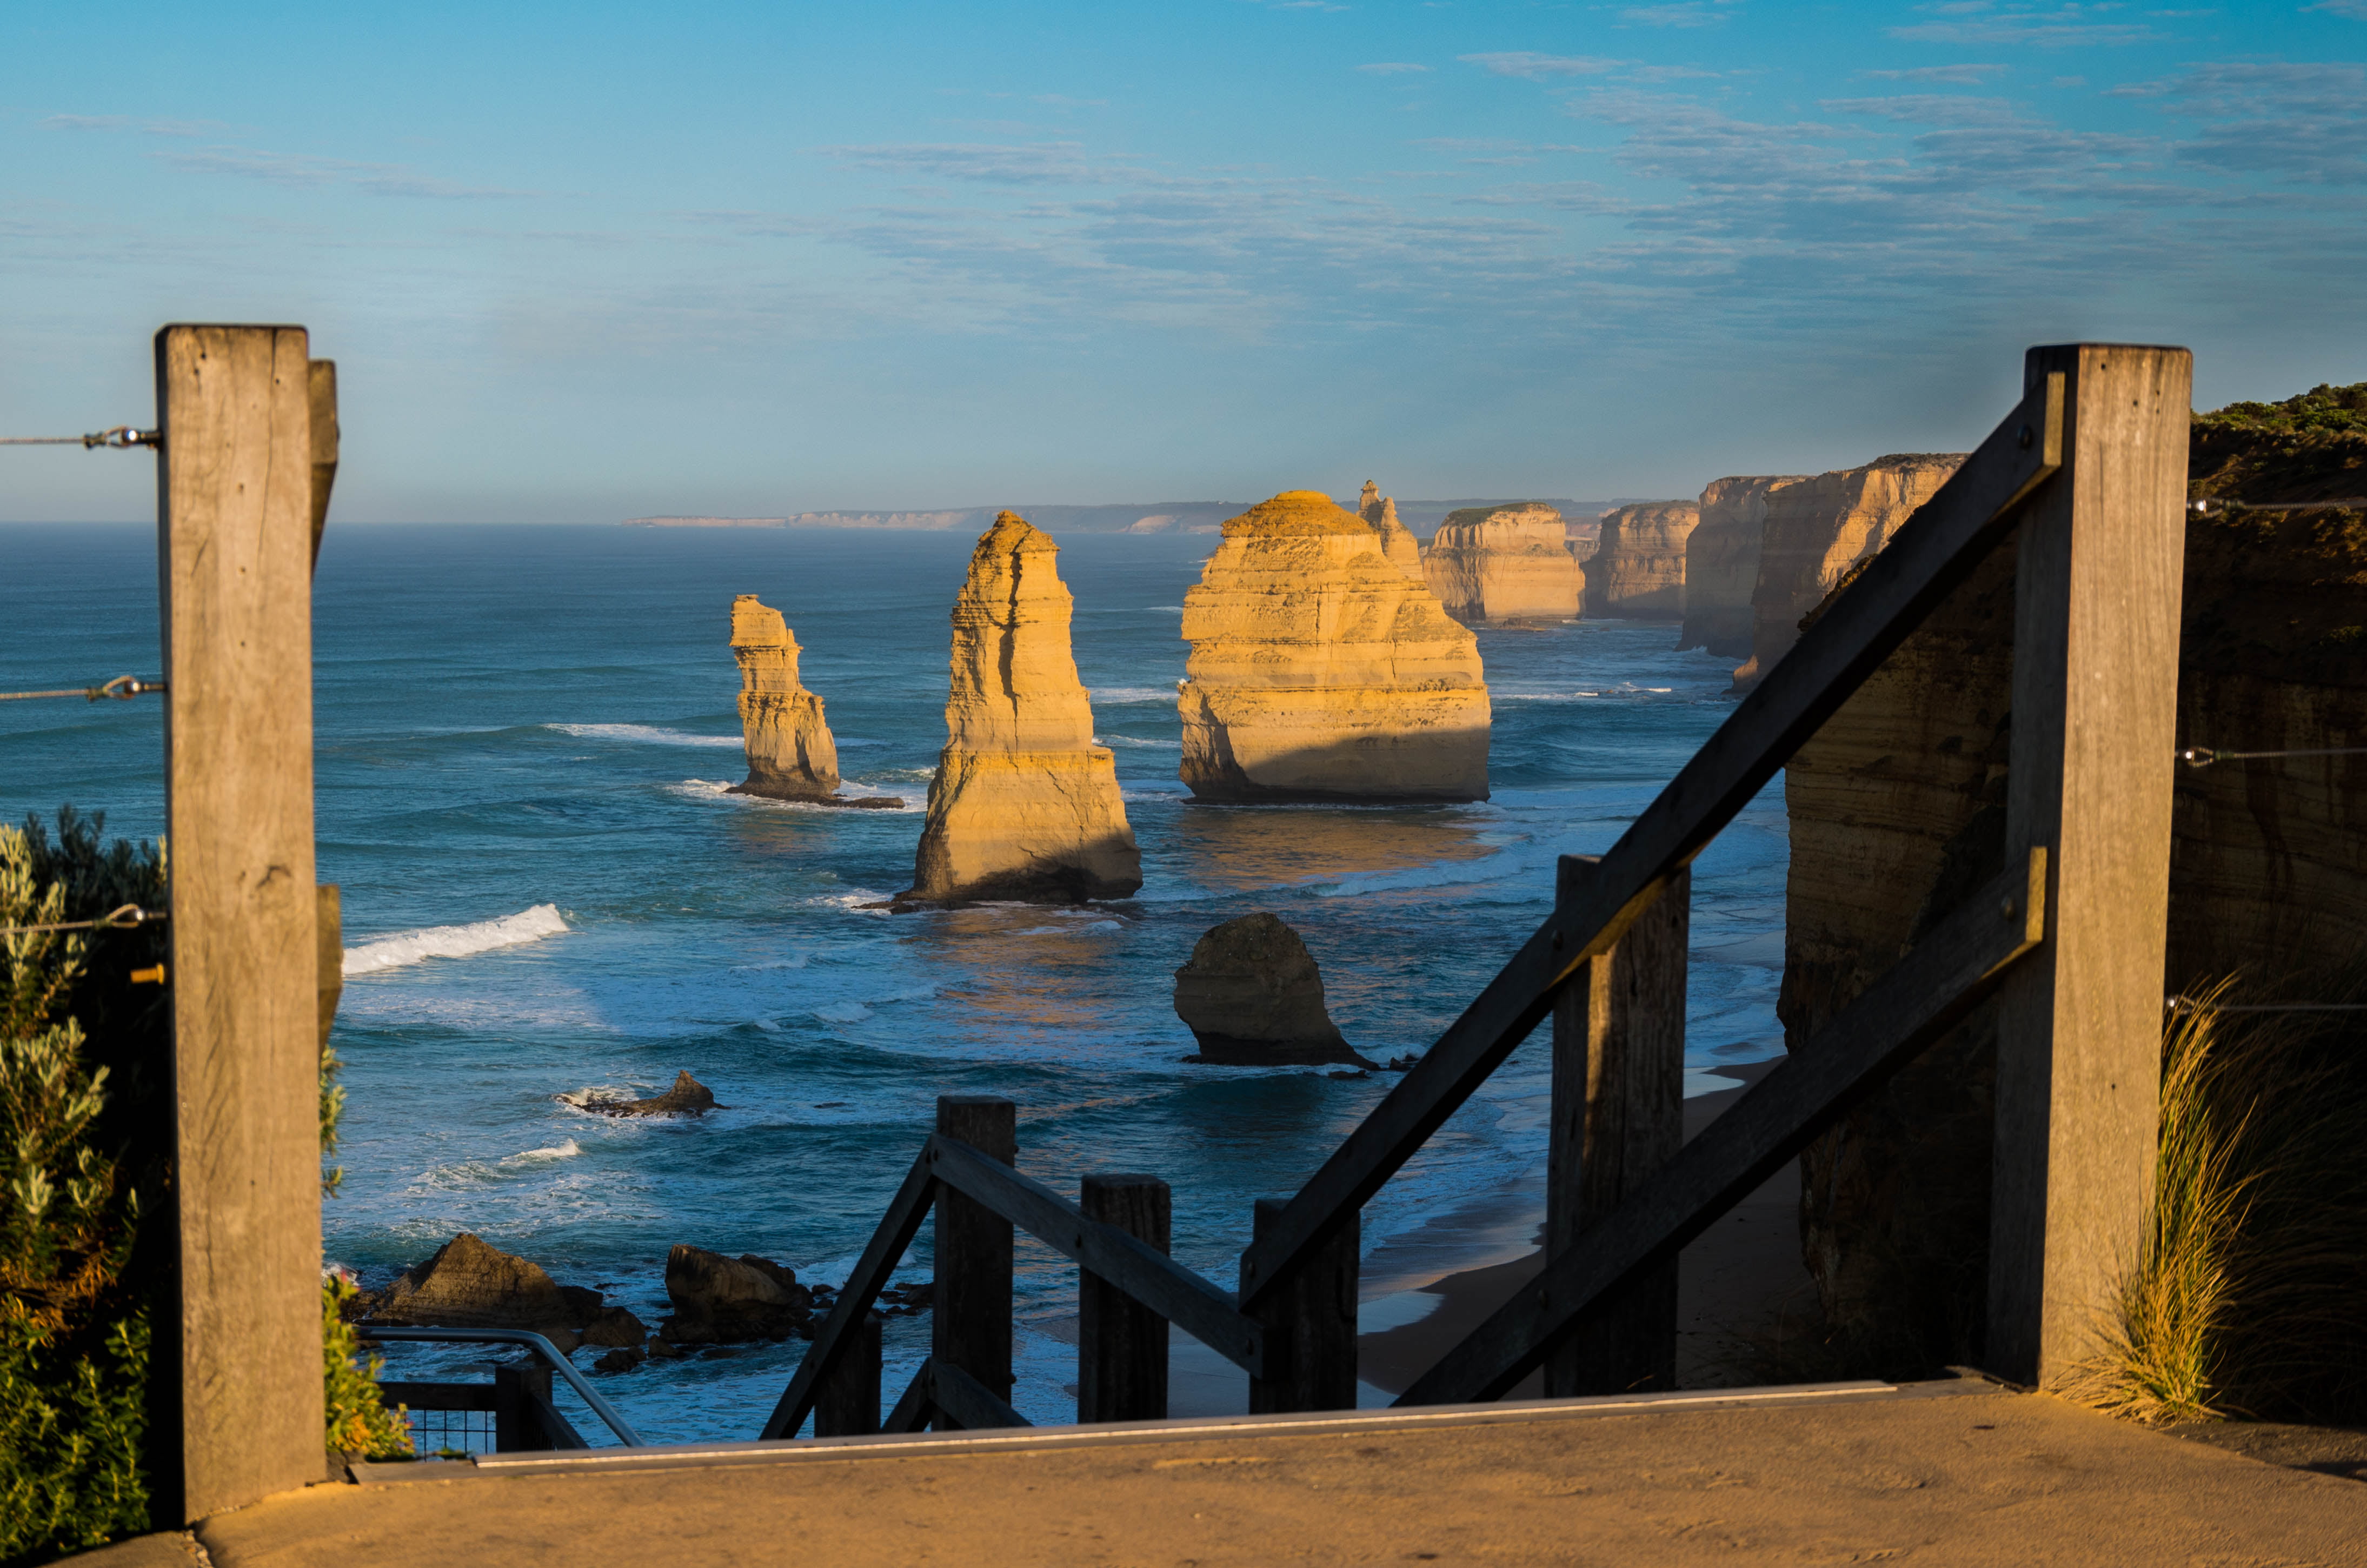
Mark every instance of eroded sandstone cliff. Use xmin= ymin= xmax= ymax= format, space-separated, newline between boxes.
xmin=729 ymin=595 xmax=839 ymax=799
xmin=1358 ymin=480 xmax=1426 ymax=580
xmin=1584 ymin=502 xmax=1698 ymax=620
xmin=1735 ymin=455 xmax=1965 ymax=688
xmin=1422 ymin=502 xmax=1581 ymax=626
xmin=1679 ymin=477 xmax=1805 ymax=657
xmin=1179 ymin=490 xmax=1490 ymax=803
xmin=904 ymin=513 xmax=1142 ymax=904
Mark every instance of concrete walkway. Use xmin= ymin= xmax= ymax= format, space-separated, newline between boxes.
xmin=90 ymin=1379 xmax=2365 ymax=1566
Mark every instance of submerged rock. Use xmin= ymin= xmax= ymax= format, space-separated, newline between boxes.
xmin=660 ymin=1245 xmax=815 ymax=1344
xmin=1680 ymin=476 xmax=1806 ymax=657
xmin=578 ymin=1069 xmax=724 ymax=1118
xmin=1422 ymin=502 xmax=1582 ymax=626
xmin=1358 ymin=480 xmax=1426 ymax=580
xmin=1178 ymin=490 xmax=1491 ymax=803
xmin=728 ymin=595 xmax=903 ymax=809
xmin=902 ymin=513 xmax=1142 ymax=905
xmin=1174 ymin=912 xmax=1377 ymax=1068
xmin=1585 ymin=501 xmax=1699 ymax=620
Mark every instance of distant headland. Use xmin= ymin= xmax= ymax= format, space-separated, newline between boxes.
xmin=623 ymin=497 xmax=1624 ymax=536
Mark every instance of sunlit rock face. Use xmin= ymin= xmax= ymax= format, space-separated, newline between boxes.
xmin=1584 ymin=502 xmax=1698 ymax=620
xmin=904 ymin=513 xmax=1142 ymax=904
xmin=1734 ymin=454 xmax=1965 ymax=689
xmin=1680 ymin=477 xmax=1806 ymax=657
xmin=1421 ymin=502 xmax=1580 ymax=626
xmin=1179 ymin=490 xmax=1490 ymax=803
xmin=1357 ymin=480 xmax=1426 ymax=580
xmin=729 ymin=595 xmax=840 ymax=800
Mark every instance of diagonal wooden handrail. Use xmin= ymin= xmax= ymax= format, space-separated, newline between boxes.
xmin=1398 ymin=850 xmax=2049 ymax=1405
xmin=926 ymin=1135 xmax=1268 ymax=1378
xmin=882 ymin=1361 xmax=935 ymax=1435
xmin=931 ymin=1360 xmax=1034 ymax=1430
xmin=1237 ymin=374 xmax=2065 ymax=1306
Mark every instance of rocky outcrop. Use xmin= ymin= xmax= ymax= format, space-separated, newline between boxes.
xmin=1358 ymin=481 xmax=1426 ymax=580
xmin=1421 ymin=503 xmax=1582 ymax=626
xmin=728 ymin=595 xmax=839 ymax=799
xmin=903 ymin=514 xmax=1142 ymax=905
xmin=1173 ymin=913 xmax=1375 ymax=1067
xmin=363 ymin=1232 xmax=614 ymax=1354
xmin=579 ymin=1070 xmax=723 ymax=1118
xmin=1178 ymin=491 xmax=1491 ymax=803
xmin=660 ymin=1245 xmax=814 ymax=1344
xmin=1735 ymin=455 xmax=1965 ymax=688
xmin=1680 ymin=477 xmax=1805 ymax=657
xmin=1584 ymin=502 xmax=1698 ymax=620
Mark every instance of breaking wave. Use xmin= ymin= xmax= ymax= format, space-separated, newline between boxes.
xmin=1095 ymin=734 xmax=1182 ymax=749
xmin=549 ymin=722 xmax=742 ymax=748
xmin=343 ymin=903 xmax=571 ymax=977
xmin=1090 ymin=686 xmax=1179 ymax=705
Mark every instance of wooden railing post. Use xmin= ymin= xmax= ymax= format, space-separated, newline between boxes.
xmin=933 ymin=1095 xmax=1015 ymax=1426
xmin=814 ymin=1313 xmax=883 ymax=1437
xmin=1079 ymin=1174 xmax=1171 ymax=1423
xmin=156 ymin=323 xmax=325 ymax=1520
xmin=1246 ymin=1199 xmax=1357 ymax=1413
xmin=493 ymin=1365 xmax=555 ymax=1452
xmin=1546 ymin=859 xmax=1687 ymax=1396
xmin=1986 ymin=343 xmax=2190 ymax=1387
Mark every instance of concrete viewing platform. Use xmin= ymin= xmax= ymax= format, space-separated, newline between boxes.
xmin=91 ymin=1377 xmax=2365 ymax=1566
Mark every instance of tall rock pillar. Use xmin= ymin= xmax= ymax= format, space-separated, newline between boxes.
xmin=729 ymin=594 xmax=841 ymax=800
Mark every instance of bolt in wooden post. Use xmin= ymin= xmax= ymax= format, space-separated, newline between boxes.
xmin=1079 ymin=1174 xmax=1171 ymax=1423
xmin=933 ymin=1095 xmax=1015 ymax=1427
xmin=1986 ymin=343 xmax=2190 ymax=1387
xmin=155 ymin=323 xmax=325 ymax=1522
xmin=815 ymin=1313 xmax=884 ymax=1437
xmin=1546 ymin=858 xmax=1687 ymax=1397
xmin=1246 ymin=1198 xmax=1358 ymax=1414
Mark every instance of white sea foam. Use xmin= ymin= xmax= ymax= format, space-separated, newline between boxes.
xmin=1089 ymin=686 xmax=1179 ymax=705
xmin=1144 ymin=606 xmax=1186 ymax=614
xmin=549 ymin=722 xmax=743 ymax=748
xmin=343 ymin=903 xmax=571 ymax=976
xmin=1497 ymin=684 xmax=1678 ymax=702
xmin=813 ymin=1001 xmax=872 ymax=1023
xmin=1094 ymin=734 xmax=1182 ymax=749
xmin=502 ymin=1139 xmax=582 ymax=1165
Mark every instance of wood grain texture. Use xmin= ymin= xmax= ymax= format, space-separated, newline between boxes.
xmin=1247 ymin=1198 xmax=1358 ymax=1414
xmin=1548 ymin=859 xmax=1686 ymax=1397
xmin=1987 ymin=344 xmax=2191 ymax=1386
xmin=1079 ymin=1175 xmax=1172 ymax=1423
xmin=155 ymin=323 xmax=325 ymax=1521
xmin=307 ymin=360 xmax=336 ymax=571
xmin=934 ymin=1096 xmax=1016 ymax=1425
xmin=814 ymin=1314 xmax=882 ymax=1438
xmin=316 ymin=884 xmax=342 ymax=1053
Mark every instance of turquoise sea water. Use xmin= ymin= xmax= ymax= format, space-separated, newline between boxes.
xmin=0 ymin=521 xmax=1785 ymax=1441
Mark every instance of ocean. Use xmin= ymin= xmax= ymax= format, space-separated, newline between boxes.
xmin=0 ymin=520 xmax=1787 ymax=1441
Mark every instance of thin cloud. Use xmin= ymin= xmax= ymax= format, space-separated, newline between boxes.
xmin=1460 ymin=52 xmax=1623 ymax=79
xmin=154 ymin=145 xmax=535 ymax=198
xmin=817 ymin=142 xmax=1142 ymax=186
xmin=1861 ymin=64 xmax=2011 ymax=83
xmin=41 ymin=114 xmax=128 ymax=131
xmin=1889 ymin=4 xmax=2160 ymax=46
xmin=1358 ymin=62 xmax=1432 ymax=73
xmin=1619 ymin=1 xmax=1742 ymax=26
xmin=2306 ymin=0 xmax=2367 ymax=15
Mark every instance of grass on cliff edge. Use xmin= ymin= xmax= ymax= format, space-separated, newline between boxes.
xmin=2059 ymin=976 xmax=2367 ymax=1426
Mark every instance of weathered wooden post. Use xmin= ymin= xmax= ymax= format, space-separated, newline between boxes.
xmin=815 ymin=1313 xmax=883 ymax=1437
xmin=1546 ymin=859 xmax=1688 ymax=1396
xmin=934 ymin=1095 xmax=1015 ymax=1427
xmin=1987 ymin=342 xmax=2190 ymax=1387
xmin=155 ymin=323 xmax=326 ymax=1520
xmin=492 ymin=1364 xmax=556 ymax=1452
xmin=1079 ymin=1174 xmax=1171 ymax=1423
xmin=1246 ymin=1199 xmax=1357 ymax=1413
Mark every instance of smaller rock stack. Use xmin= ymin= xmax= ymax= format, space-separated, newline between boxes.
xmin=728 ymin=594 xmax=842 ymax=800
xmin=1584 ymin=501 xmax=1699 ymax=620
xmin=903 ymin=513 xmax=1142 ymax=905
xmin=1173 ymin=913 xmax=1375 ymax=1067
xmin=1422 ymin=502 xmax=1582 ymax=626
xmin=1680 ymin=476 xmax=1805 ymax=657
xmin=1358 ymin=480 xmax=1426 ymax=579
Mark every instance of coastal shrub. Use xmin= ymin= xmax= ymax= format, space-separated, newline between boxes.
xmin=2062 ymin=979 xmax=2367 ymax=1424
xmin=323 ymin=1277 xmax=411 ymax=1459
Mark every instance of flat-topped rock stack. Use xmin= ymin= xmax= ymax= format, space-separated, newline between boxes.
xmin=1357 ymin=480 xmax=1426 ymax=580
xmin=728 ymin=595 xmax=841 ymax=800
xmin=1734 ymin=453 xmax=1966 ymax=689
xmin=1178 ymin=490 xmax=1490 ymax=803
xmin=1421 ymin=502 xmax=1582 ymax=626
xmin=903 ymin=513 xmax=1141 ymax=905
xmin=1679 ymin=476 xmax=1805 ymax=657
xmin=1584 ymin=501 xmax=1698 ymax=620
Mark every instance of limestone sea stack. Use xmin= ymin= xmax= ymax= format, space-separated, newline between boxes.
xmin=1421 ymin=502 xmax=1582 ymax=626
xmin=1733 ymin=454 xmax=1966 ymax=689
xmin=1173 ymin=913 xmax=1376 ymax=1068
xmin=1679 ymin=476 xmax=1806 ymax=657
xmin=902 ymin=513 xmax=1142 ymax=905
xmin=1357 ymin=480 xmax=1426 ymax=579
xmin=1583 ymin=502 xmax=1699 ymax=620
xmin=728 ymin=595 xmax=840 ymax=799
xmin=1178 ymin=490 xmax=1490 ymax=803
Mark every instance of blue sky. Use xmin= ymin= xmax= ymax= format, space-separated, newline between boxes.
xmin=4 ymin=1 xmax=2363 ymax=521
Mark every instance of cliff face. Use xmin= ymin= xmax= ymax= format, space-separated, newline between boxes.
xmin=1679 ymin=477 xmax=1805 ymax=656
xmin=1584 ymin=502 xmax=1699 ymax=620
xmin=1358 ymin=481 xmax=1426 ymax=580
xmin=1737 ymin=455 xmax=1965 ymax=688
xmin=1421 ymin=502 xmax=1581 ymax=626
xmin=729 ymin=595 xmax=840 ymax=800
xmin=905 ymin=513 xmax=1142 ymax=904
xmin=1179 ymin=490 xmax=1491 ymax=803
